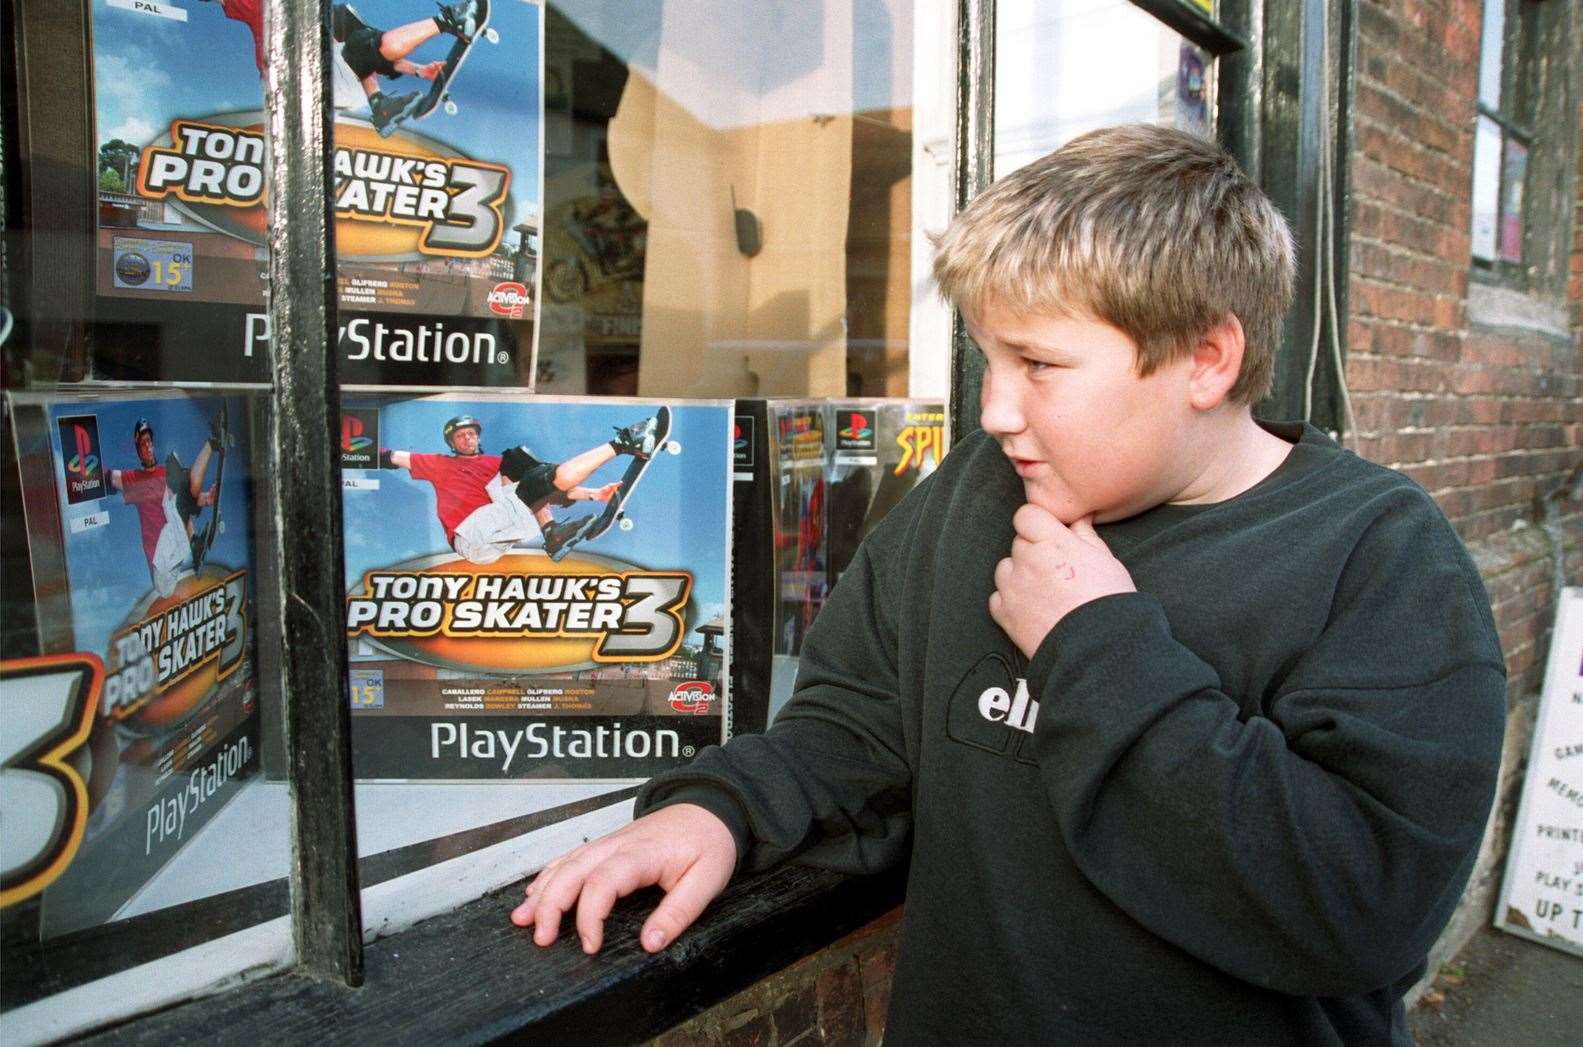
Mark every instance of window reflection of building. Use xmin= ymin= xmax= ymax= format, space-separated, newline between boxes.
xmin=994 ymin=0 xmax=1214 ymax=177
xmin=537 ymin=2 xmax=915 ymax=399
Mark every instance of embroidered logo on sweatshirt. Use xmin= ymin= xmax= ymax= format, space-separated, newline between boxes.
xmin=946 ymin=654 xmax=1039 ymax=765
xmin=978 ymin=676 xmax=1039 ymax=734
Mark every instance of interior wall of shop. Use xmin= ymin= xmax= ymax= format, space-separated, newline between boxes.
xmin=648 ymin=2 xmax=1581 ymax=1040
xmin=1343 ymin=0 xmax=1582 ymax=998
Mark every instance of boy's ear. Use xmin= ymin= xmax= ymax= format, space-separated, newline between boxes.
xmin=1187 ymin=314 xmax=1245 ymax=411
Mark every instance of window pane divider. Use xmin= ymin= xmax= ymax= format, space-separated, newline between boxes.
xmin=1477 ymin=102 xmax=1534 ymax=144
xmin=949 ymin=0 xmax=995 ymax=439
xmin=1129 ymin=0 xmax=1250 ymax=55
xmin=262 ymin=0 xmax=364 ymax=986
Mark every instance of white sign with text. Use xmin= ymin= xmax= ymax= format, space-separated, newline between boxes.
xmin=1496 ymin=587 xmax=1583 ymax=957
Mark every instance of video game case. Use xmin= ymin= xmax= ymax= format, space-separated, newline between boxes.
xmin=338 ymin=394 xmax=732 ymax=780
xmin=87 ymin=0 xmax=544 ymax=386
xmin=824 ymin=400 xmax=947 ymax=590
xmin=763 ymin=401 xmax=827 ymax=721
xmin=3 ymin=391 xmax=261 ymax=938
xmin=767 ymin=401 xmax=828 ymax=662
xmin=728 ymin=401 xmax=773 ymax=736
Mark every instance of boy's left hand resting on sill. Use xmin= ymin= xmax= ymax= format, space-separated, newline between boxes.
xmin=510 ymin=802 xmax=737 ymax=955
xmin=989 ymin=505 xmax=1135 ymax=658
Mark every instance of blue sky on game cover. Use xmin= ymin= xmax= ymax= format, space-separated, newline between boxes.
xmin=50 ymin=395 xmax=253 ymax=659
xmin=93 ymin=0 xmax=541 ymax=226
xmin=342 ymin=399 xmax=731 ymax=646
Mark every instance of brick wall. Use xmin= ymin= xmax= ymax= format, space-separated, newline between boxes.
xmin=651 ymin=911 xmax=901 ymax=1046
xmin=1345 ymin=0 xmax=1582 ymax=992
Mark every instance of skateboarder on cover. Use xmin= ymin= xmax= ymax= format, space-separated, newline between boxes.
xmin=380 ymin=412 xmax=661 ymax=565
xmin=205 ymin=0 xmax=484 ymax=133
xmin=111 ymin=416 xmax=225 ymax=599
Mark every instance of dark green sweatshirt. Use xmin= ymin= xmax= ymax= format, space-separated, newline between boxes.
xmin=639 ymin=423 xmax=1506 ymax=1044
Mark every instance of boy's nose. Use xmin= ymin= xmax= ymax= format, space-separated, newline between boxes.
xmin=978 ymin=370 xmax=1025 ymax=437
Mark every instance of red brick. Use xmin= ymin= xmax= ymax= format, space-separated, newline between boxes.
xmin=815 ymin=960 xmax=866 ymax=1045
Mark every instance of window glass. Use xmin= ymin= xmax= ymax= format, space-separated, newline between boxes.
xmin=1469 ymin=0 xmax=1532 ymax=268
xmin=994 ymin=0 xmax=1215 ymax=177
xmin=1471 ymin=113 xmax=1504 ymax=260
xmin=6 ymin=1 xmax=951 ymax=1029
xmin=1478 ymin=0 xmax=1505 ymax=109
xmin=5 ymin=0 xmax=308 ymax=1034
xmin=1497 ymin=135 xmax=1528 ymax=264
xmin=340 ymin=391 xmax=734 ymax=938
xmin=535 ymin=0 xmax=931 ymax=400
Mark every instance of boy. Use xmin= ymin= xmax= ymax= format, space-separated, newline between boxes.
xmin=511 ymin=125 xmax=1506 ymax=1043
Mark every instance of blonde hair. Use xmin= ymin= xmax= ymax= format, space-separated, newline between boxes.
xmin=932 ymin=124 xmax=1294 ymax=404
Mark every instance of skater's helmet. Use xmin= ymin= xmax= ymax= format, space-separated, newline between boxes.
xmin=443 ymin=414 xmax=482 ymax=451
xmin=132 ymin=419 xmax=156 ymax=465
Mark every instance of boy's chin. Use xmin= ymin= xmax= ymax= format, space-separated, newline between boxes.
xmin=1020 ymin=483 xmax=1095 ymax=526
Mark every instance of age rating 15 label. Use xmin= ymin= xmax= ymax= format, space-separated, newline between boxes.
xmin=112 ymin=236 xmax=195 ymax=293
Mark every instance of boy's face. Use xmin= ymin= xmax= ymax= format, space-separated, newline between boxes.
xmin=967 ymin=300 xmax=1197 ymax=525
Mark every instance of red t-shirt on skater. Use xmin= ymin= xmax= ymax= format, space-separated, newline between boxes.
xmin=407 ymin=453 xmax=503 ymax=544
xmin=221 ymin=0 xmax=267 ymax=76
xmin=118 ymin=466 xmax=169 ymax=567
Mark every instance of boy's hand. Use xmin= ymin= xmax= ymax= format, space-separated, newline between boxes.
xmin=989 ymin=507 xmax=1135 ymax=658
xmin=510 ymin=803 xmax=736 ymax=955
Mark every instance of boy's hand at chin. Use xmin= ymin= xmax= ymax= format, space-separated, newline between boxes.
xmin=989 ymin=505 xmax=1136 ymax=658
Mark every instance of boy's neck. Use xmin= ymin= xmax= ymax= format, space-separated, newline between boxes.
xmin=1169 ymin=410 xmax=1295 ymax=507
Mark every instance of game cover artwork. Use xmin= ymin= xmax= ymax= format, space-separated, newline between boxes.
xmin=91 ymin=0 xmax=542 ymax=383
xmin=340 ymin=397 xmax=731 ymax=780
xmin=769 ymin=402 xmax=827 ymax=661
xmin=30 ymin=393 xmax=259 ymax=936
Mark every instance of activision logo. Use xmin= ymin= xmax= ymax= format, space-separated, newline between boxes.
xmin=487 ymin=281 xmax=530 ymax=319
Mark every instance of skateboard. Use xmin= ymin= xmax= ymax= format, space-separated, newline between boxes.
xmin=189 ymin=405 xmax=231 ymax=574
xmin=547 ymin=406 xmax=679 ymax=562
xmin=381 ymin=0 xmax=499 ymax=137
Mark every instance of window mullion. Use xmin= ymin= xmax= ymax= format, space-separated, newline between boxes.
xmin=261 ymin=0 xmax=364 ymax=986
xmin=949 ymin=0 xmax=996 ymax=440
xmin=1129 ymin=0 xmax=1250 ymax=55
xmin=1476 ymin=102 xmax=1534 ymax=144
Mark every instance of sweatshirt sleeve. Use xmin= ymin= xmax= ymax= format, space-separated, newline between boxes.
xmin=636 ymin=510 xmax=914 ymax=877
xmin=1024 ymin=495 xmax=1506 ymax=997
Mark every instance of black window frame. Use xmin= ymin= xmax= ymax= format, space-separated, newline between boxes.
xmin=948 ymin=0 xmax=1352 ymax=437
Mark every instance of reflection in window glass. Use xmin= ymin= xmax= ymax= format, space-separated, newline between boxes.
xmin=1471 ymin=114 xmax=1503 ymax=261
xmin=536 ymin=1 xmax=920 ymax=399
xmin=1478 ymin=0 xmax=1505 ymax=109
xmin=994 ymin=0 xmax=1214 ymax=178
xmin=1498 ymin=136 xmax=1527 ymax=264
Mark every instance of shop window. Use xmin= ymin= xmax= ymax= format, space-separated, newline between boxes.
xmin=1472 ymin=0 xmax=1536 ymax=267
xmin=3 ymin=1 xmax=956 ymax=1036
xmin=1470 ymin=0 xmax=1577 ymax=300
